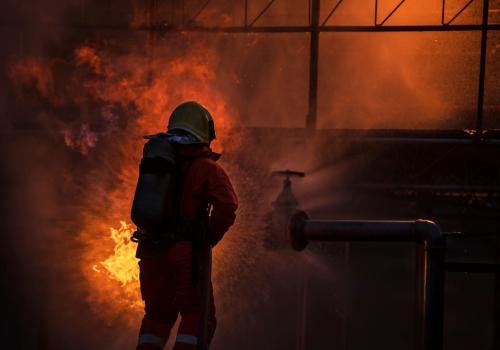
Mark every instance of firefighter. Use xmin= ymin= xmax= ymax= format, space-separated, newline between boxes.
xmin=135 ymin=101 xmax=238 ymax=350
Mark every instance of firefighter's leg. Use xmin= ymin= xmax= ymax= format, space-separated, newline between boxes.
xmin=137 ymin=257 xmax=178 ymax=350
xmin=167 ymin=242 xmax=213 ymax=350
xmin=174 ymin=283 xmax=216 ymax=350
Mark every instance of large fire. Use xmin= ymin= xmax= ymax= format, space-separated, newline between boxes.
xmin=8 ymin=37 xmax=241 ymax=324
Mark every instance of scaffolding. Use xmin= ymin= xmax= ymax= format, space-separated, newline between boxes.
xmin=138 ymin=0 xmax=500 ymax=137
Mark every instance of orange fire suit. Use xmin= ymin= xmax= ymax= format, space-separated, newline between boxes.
xmin=136 ymin=144 xmax=238 ymax=350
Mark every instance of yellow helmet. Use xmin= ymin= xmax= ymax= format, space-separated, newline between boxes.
xmin=167 ymin=101 xmax=216 ymax=144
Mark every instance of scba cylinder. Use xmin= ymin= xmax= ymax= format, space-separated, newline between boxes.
xmin=131 ymin=134 xmax=176 ymax=230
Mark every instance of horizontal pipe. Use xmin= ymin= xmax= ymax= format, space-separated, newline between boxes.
xmin=289 ymin=211 xmax=444 ymax=250
xmin=300 ymin=219 xmax=417 ymax=242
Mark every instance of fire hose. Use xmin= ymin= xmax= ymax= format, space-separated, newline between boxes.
xmin=197 ymin=241 xmax=212 ymax=350
xmin=197 ymin=204 xmax=213 ymax=350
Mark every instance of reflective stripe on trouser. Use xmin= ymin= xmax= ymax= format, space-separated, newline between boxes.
xmin=174 ymin=333 xmax=198 ymax=350
xmin=138 ymin=333 xmax=166 ymax=348
xmin=137 ymin=316 xmax=175 ymax=350
xmin=176 ymin=333 xmax=198 ymax=345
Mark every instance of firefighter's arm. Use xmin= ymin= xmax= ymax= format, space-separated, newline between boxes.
xmin=207 ymin=163 xmax=238 ymax=246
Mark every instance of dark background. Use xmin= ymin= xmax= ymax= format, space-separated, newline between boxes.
xmin=1 ymin=1 xmax=499 ymax=349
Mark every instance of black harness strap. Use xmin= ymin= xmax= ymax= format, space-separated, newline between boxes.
xmin=173 ymin=152 xmax=212 ymax=285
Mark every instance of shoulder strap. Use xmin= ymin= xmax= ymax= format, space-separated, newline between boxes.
xmin=171 ymin=151 xmax=212 ymax=227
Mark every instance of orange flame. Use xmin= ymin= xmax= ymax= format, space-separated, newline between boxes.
xmin=9 ymin=36 xmax=242 ymax=324
xmin=92 ymin=221 xmax=142 ymax=310
xmin=97 ymin=221 xmax=139 ymax=286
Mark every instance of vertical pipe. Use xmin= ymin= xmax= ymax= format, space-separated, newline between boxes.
xmin=307 ymin=0 xmax=320 ymax=129
xmin=476 ymin=0 xmax=490 ymax=140
xmin=421 ymin=241 xmax=445 ymax=350
xmin=415 ymin=220 xmax=445 ymax=350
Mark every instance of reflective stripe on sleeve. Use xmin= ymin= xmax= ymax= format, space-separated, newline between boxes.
xmin=175 ymin=333 xmax=198 ymax=345
xmin=138 ymin=333 xmax=166 ymax=348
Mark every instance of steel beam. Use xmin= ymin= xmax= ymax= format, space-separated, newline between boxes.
xmin=476 ymin=0 xmax=490 ymax=140
xmin=2 ymin=21 xmax=500 ymax=32
xmin=150 ymin=24 xmax=500 ymax=33
xmin=307 ymin=0 xmax=320 ymax=129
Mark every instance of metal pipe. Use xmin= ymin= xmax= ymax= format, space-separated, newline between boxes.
xmin=289 ymin=211 xmax=445 ymax=350
xmin=296 ymin=218 xmax=417 ymax=244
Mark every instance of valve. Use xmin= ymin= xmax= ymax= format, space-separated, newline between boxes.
xmin=263 ymin=169 xmax=305 ymax=250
